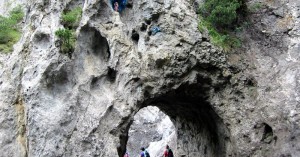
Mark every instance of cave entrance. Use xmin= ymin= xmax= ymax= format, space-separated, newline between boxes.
xmin=118 ymin=83 xmax=235 ymax=157
xmin=126 ymin=106 xmax=177 ymax=157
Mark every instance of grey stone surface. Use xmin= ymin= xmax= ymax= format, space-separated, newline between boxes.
xmin=0 ymin=0 xmax=299 ymax=157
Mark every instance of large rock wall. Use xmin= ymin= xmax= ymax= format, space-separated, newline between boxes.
xmin=238 ymin=0 xmax=300 ymax=156
xmin=0 ymin=0 xmax=299 ymax=157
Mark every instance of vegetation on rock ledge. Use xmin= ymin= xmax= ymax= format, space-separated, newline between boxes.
xmin=0 ymin=6 xmax=24 ymax=53
xmin=55 ymin=7 xmax=82 ymax=56
xmin=61 ymin=7 xmax=82 ymax=29
xmin=55 ymin=28 xmax=74 ymax=55
xmin=199 ymin=0 xmax=246 ymax=51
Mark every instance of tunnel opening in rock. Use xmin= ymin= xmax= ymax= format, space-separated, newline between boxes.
xmin=118 ymin=82 xmax=235 ymax=157
xmin=126 ymin=106 xmax=176 ymax=157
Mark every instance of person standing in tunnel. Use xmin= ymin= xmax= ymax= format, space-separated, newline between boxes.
xmin=163 ymin=145 xmax=174 ymax=157
xmin=140 ymin=147 xmax=150 ymax=157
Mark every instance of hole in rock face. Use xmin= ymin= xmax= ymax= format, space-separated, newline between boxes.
xmin=91 ymin=76 xmax=99 ymax=87
xmin=245 ymin=76 xmax=257 ymax=86
xmin=140 ymin=23 xmax=147 ymax=31
xmin=107 ymin=67 xmax=117 ymax=82
xmin=126 ymin=106 xmax=177 ymax=157
xmin=261 ymin=123 xmax=273 ymax=144
xmin=131 ymin=29 xmax=140 ymax=43
xmin=33 ymin=32 xmax=50 ymax=46
xmin=151 ymin=13 xmax=160 ymax=22
xmin=43 ymin=66 xmax=69 ymax=89
xmin=92 ymin=30 xmax=111 ymax=60
xmin=79 ymin=25 xmax=111 ymax=61
xmin=145 ymin=19 xmax=151 ymax=25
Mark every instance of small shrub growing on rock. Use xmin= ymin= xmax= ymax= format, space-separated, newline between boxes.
xmin=61 ymin=7 xmax=82 ymax=29
xmin=0 ymin=6 xmax=24 ymax=53
xmin=55 ymin=7 xmax=82 ymax=56
xmin=55 ymin=28 xmax=74 ymax=55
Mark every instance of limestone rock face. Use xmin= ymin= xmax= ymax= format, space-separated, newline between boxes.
xmin=0 ymin=0 xmax=299 ymax=157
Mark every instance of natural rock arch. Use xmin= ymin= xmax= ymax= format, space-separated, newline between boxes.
xmin=117 ymin=83 xmax=235 ymax=157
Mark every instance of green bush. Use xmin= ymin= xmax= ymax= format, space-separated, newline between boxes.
xmin=55 ymin=7 xmax=82 ymax=56
xmin=61 ymin=7 xmax=82 ymax=29
xmin=55 ymin=28 xmax=75 ymax=54
xmin=199 ymin=17 xmax=241 ymax=51
xmin=199 ymin=0 xmax=244 ymax=51
xmin=9 ymin=6 xmax=24 ymax=22
xmin=0 ymin=5 xmax=24 ymax=53
xmin=200 ymin=0 xmax=241 ymax=28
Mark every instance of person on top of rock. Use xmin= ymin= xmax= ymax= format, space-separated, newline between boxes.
xmin=114 ymin=2 xmax=119 ymax=12
xmin=163 ymin=145 xmax=174 ymax=157
xmin=140 ymin=147 xmax=150 ymax=157
xmin=111 ymin=0 xmax=127 ymax=12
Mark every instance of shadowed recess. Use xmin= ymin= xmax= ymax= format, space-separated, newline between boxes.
xmin=78 ymin=25 xmax=111 ymax=61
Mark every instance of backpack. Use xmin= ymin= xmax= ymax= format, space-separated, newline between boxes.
xmin=144 ymin=150 xmax=150 ymax=157
xmin=168 ymin=149 xmax=174 ymax=157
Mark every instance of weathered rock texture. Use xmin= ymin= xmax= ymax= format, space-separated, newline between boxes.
xmin=0 ymin=0 xmax=299 ymax=157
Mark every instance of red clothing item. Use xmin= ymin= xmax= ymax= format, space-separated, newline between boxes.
xmin=163 ymin=149 xmax=168 ymax=157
